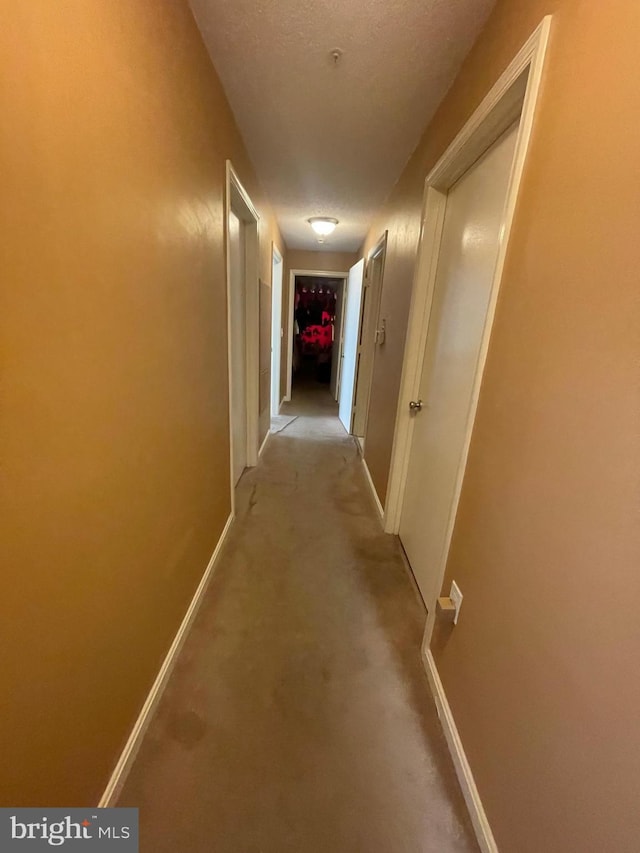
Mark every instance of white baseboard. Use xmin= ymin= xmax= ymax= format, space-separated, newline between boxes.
xmin=361 ymin=456 xmax=384 ymax=521
xmin=97 ymin=512 xmax=234 ymax=807
xmin=423 ymin=649 xmax=498 ymax=853
xmin=259 ymin=430 xmax=270 ymax=457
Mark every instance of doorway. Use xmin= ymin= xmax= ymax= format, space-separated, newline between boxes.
xmin=271 ymin=246 xmax=283 ymax=417
xmin=352 ymin=234 xmax=387 ymax=446
xmin=226 ymin=162 xmax=260 ymax=498
xmin=291 ymin=275 xmax=345 ymax=393
xmin=285 ymin=269 xmax=348 ymax=405
xmin=228 ymin=209 xmax=247 ymax=485
xmin=384 ymin=21 xmax=550 ymax=629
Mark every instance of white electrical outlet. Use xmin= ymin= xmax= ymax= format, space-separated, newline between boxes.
xmin=449 ymin=580 xmax=463 ymax=625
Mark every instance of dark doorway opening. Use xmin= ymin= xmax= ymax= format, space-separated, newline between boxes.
xmin=292 ymin=276 xmax=344 ymax=393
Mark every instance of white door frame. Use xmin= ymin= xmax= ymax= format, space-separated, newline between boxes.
xmin=384 ymin=18 xmax=551 ymax=566
xmin=284 ymin=268 xmax=349 ymax=402
xmin=353 ymin=231 xmax=388 ymax=441
xmin=225 ymin=161 xmax=260 ymax=513
xmin=271 ymin=245 xmax=284 ymax=415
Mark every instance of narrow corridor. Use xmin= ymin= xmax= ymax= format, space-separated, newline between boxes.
xmin=118 ymin=386 xmax=478 ymax=851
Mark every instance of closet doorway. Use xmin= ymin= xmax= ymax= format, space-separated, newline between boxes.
xmin=286 ymin=270 xmax=348 ymax=402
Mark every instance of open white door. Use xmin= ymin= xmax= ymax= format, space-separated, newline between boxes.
xmin=338 ymin=259 xmax=365 ymax=432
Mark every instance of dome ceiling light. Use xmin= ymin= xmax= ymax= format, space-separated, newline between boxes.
xmin=308 ymin=217 xmax=338 ymax=237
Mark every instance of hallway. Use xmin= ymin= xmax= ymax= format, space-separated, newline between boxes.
xmin=118 ymin=386 xmax=478 ymax=852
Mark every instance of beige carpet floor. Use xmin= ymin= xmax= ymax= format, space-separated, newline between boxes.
xmin=117 ymin=383 xmax=479 ymax=852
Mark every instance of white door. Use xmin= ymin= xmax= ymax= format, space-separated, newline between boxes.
xmin=229 ymin=210 xmax=247 ymax=485
xmin=399 ymin=122 xmax=519 ymax=606
xmin=270 ymin=250 xmax=283 ymax=416
xmin=338 ymin=259 xmax=365 ymax=432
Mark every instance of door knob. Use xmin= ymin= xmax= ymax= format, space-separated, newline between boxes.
xmin=409 ymin=399 xmax=423 ymax=412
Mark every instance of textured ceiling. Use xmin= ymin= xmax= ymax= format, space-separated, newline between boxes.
xmin=190 ymin=0 xmax=495 ymax=252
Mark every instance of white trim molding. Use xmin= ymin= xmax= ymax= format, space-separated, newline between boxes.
xmin=361 ymin=455 xmax=384 ymax=521
xmin=384 ymin=17 xmax=552 ymax=565
xmin=97 ymin=513 xmax=234 ymax=807
xmin=423 ymin=649 xmax=498 ymax=852
xmin=259 ymin=429 xmax=270 ymax=458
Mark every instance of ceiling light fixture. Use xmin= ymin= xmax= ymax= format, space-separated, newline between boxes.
xmin=308 ymin=217 xmax=338 ymax=237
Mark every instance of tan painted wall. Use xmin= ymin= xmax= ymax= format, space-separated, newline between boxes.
xmin=363 ymin=0 xmax=640 ymax=850
xmin=280 ymin=250 xmax=357 ymax=401
xmin=1 ymin=0 xmax=283 ymax=806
